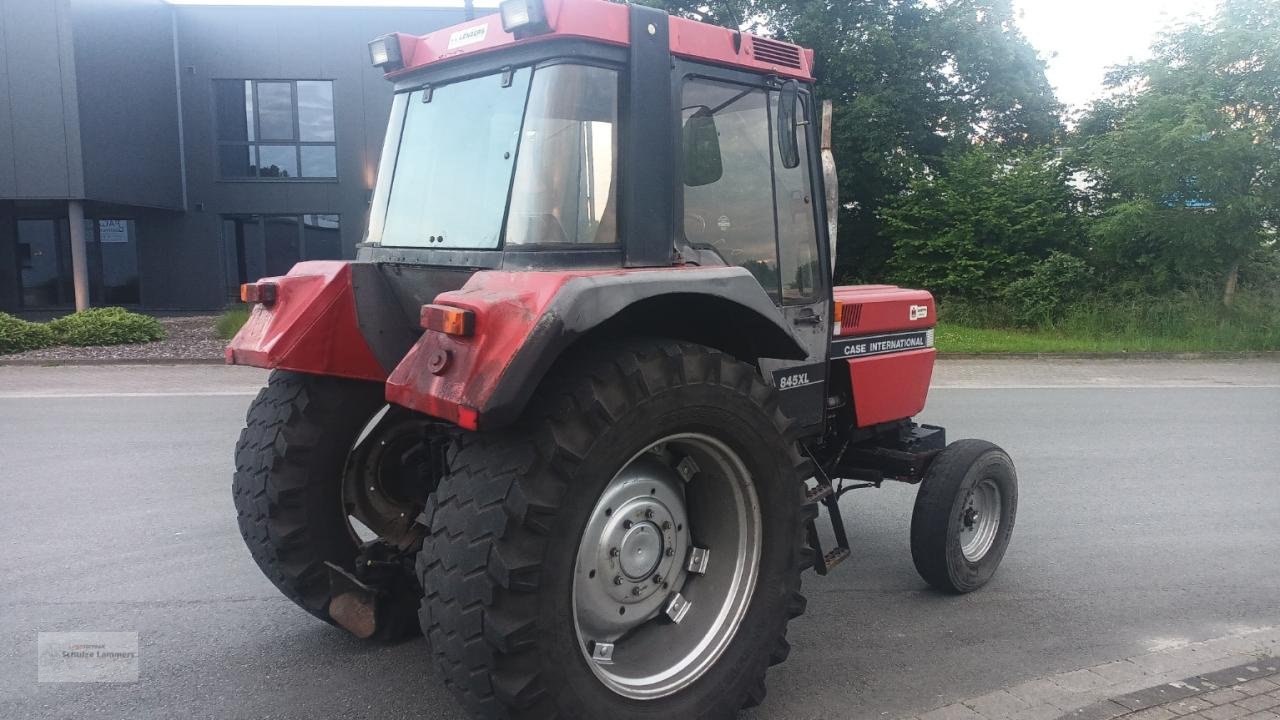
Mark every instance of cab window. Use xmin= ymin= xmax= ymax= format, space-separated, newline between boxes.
xmin=771 ymin=94 xmax=820 ymax=302
xmin=681 ymin=77 xmax=822 ymax=303
xmin=505 ymin=64 xmax=619 ymax=246
xmin=681 ymin=79 xmax=780 ymax=298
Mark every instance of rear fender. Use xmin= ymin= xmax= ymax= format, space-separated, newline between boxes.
xmin=385 ymin=266 xmax=804 ymax=430
xmin=225 ymin=261 xmax=388 ymax=382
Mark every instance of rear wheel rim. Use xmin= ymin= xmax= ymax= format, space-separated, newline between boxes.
xmin=341 ymin=406 xmax=434 ymax=547
xmin=959 ymin=478 xmax=1002 ymax=562
xmin=572 ymin=432 xmax=761 ymax=699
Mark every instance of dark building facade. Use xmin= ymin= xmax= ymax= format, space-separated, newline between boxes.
xmin=0 ymin=0 xmax=465 ymax=312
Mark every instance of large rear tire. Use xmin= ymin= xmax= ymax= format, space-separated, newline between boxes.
xmin=232 ymin=370 xmax=421 ymax=631
xmin=417 ymin=340 xmax=811 ymax=719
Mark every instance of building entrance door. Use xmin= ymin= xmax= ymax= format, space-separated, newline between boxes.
xmin=17 ymin=219 xmax=73 ymax=308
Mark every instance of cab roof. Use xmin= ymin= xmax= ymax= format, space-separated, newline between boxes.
xmin=384 ymin=0 xmax=815 ymax=82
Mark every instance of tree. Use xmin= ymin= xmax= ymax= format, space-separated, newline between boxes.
xmin=1075 ymin=0 xmax=1280 ymax=305
xmin=880 ymin=145 xmax=1083 ymax=299
xmin=644 ymin=0 xmax=1062 ymax=281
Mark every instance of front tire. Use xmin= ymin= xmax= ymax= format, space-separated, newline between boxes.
xmin=910 ymin=439 xmax=1018 ymax=593
xmin=417 ymin=340 xmax=811 ymax=719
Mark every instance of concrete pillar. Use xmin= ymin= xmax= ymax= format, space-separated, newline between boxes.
xmin=68 ymin=200 xmax=89 ymax=311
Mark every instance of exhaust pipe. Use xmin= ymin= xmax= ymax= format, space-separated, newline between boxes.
xmin=821 ymin=100 xmax=838 ymax=275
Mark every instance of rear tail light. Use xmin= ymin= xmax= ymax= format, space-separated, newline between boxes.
xmin=420 ymin=304 xmax=475 ymax=336
xmin=240 ymin=282 xmax=277 ymax=306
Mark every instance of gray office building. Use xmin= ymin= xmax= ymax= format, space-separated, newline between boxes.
xmin=0 ymin=0 xmax=465 ymax=312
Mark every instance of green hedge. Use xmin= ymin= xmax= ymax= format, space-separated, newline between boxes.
xmin=0 ymin=312 xmax=56 ymax=354
xmin=46 ymin=307 xmax=166 ymax=347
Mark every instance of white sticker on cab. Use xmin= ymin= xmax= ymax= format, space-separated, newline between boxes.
xmin=447 ymin=25 xmax=488 ymax=50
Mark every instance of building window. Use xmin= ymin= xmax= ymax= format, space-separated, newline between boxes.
xmin=15 ymin=218 xmax=140 ymax=307
xmin=215 ymin=80 xmax=337 ymax=180
xmin=86 ymin=219 xmax=141 ymax=305
xmin=222 ymin=214 xmax=342 ymax=295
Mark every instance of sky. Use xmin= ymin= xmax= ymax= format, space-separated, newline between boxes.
xmin=1011 ymin=0 xmax=1215 ymax=110
xmin=166 ymin=0 xmax=1217 ymax=111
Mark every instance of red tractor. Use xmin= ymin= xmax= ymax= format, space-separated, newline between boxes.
xmin=227 ymin=1 xmax=1018 ymax=716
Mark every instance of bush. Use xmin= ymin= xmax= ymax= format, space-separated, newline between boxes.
xmin=47 ymin=307 xmax=166 ymax=346
xmin=1002 ymin=252 xmax=1094 ymax=327
xmin=881 ymin=145 xmax=1085 ymax=300
xmin=0 ymin=312 xmax=56 ymax=354
xmin=215 ymin=306 xmax=251 ymax=340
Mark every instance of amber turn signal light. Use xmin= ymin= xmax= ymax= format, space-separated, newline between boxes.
xmin=420 ymin=304 xmax=475 ymax=336
xmin=240 ymin=282 xmax=277 ymax=306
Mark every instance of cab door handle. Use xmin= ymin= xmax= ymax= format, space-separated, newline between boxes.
xmin=793 ymin=308 xmax=822 ymax=325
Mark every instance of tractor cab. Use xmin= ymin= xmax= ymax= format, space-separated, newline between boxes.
xmin=352 ymin=0 xmax=841 ymax=431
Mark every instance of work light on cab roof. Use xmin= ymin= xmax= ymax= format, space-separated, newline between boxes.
xmin=499 ymin=0 xmax=551 ymax=37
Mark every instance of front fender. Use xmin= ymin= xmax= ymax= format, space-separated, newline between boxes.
xmin=384 ymin=266 xmax=804 ymax=430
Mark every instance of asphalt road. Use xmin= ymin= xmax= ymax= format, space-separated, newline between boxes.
xmin=1 ymin=360 xmax=1278 ymax=719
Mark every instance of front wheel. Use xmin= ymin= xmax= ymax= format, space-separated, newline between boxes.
xmin=910 ymin=439 xmax=1018 ymax=593
xmin=417 ymin=340 xmax=811 ymax=719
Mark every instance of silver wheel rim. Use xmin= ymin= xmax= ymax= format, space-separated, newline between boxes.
xmin=572 ymin=432 xmax=761 ymax=699
xmin=959 ymin=478 xmax=1002 ymax=562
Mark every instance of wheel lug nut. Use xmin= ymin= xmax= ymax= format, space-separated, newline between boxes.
xmin=645 ymin=509 xmax=654 ymax=519
xmin=623 ymin=520 xmax=633 ymax=529
xmin=653 ymin=574 xmax=662 ymax=583
xmin=630 ymin=586 xmax=641 ymax=596
xmin=609 ymin=547 xmax=619 ymax=557
xmin=665 ymin=547 xmax=675 ymax=557
xmin=662 ymin=521 xmax=672 ymax=530
xmin=613 ymin=576 xmax=622 ymax=585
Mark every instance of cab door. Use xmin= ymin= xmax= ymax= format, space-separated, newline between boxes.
xmin=758 ymin=90 xmax=830 ymax=434
xmin=677 ymin=70 xmax=831 ymax=434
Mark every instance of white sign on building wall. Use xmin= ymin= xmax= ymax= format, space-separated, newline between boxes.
xmin=99 ymin=220 xmax=130 ymax=244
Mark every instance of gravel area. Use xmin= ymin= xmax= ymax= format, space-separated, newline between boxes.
xmin=0 ymin=315 xmax=226 ymax=364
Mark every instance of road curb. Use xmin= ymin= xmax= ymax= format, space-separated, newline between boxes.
xmin=905 ymin=626 xmax=1280 ymax=720
xmin=1057 ymin=657 xmax=1280 ymax=720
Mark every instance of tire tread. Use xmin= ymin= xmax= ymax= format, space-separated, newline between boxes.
xmin=419 ymin=339 xmax=811 ymax=719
